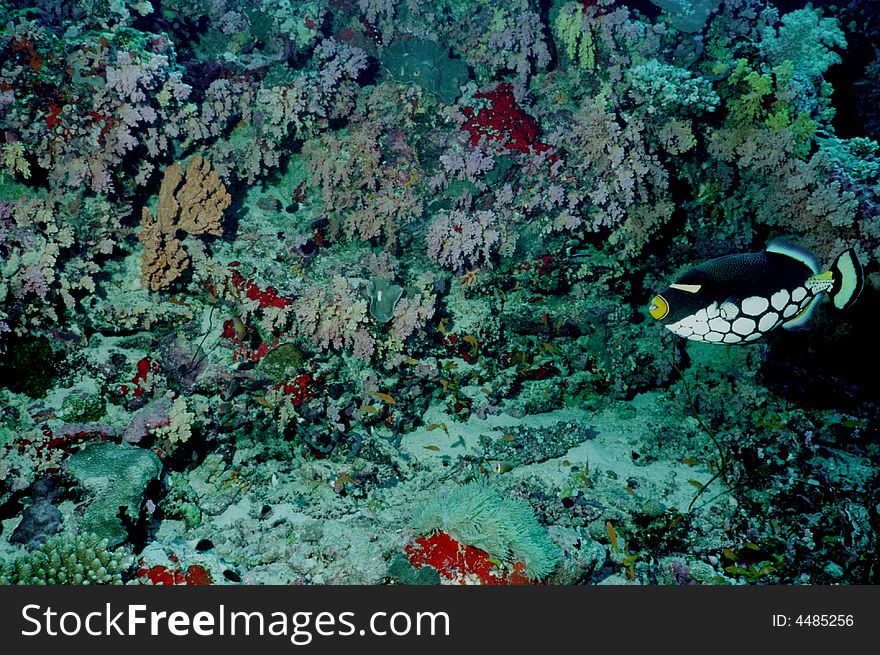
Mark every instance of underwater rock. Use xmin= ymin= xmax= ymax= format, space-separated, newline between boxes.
xmin=123 ymin=397 xmax=173 ymax=444
xmin=481 ymin=421 xmax=598 ymax=466
xmin=67 ymin=443 xmax=162 ymax=547
xmin=158 ymin=336 xmax=208 ymax=394
xmin=546 ymin=526 xmax=604 ymax=585
xmin=387 ymin=551 xmax=442 ymax=585
xmin=9 ymin=500 xmax=62 ymax=548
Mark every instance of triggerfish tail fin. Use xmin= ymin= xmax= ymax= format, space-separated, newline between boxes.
xmin=829 ymin=248 xmax=863 ymax=310
xmin=786 ymin=248 xmax=862 ymax=330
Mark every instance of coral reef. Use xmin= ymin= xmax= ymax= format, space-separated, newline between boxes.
xmin=0 ymin=0 xmax=877 ymax=588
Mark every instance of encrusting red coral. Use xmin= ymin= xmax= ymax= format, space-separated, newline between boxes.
xmin=405 ymin=531 xmax=533 ymax=585
xmin=461 ymin=83 xmax=553 ymax=156
xmin=136 ymin=559 xmax=213 ymax=585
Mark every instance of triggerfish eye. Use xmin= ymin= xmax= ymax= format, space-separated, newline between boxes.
xmin=649 ymin=294 xmax=669 ymax=320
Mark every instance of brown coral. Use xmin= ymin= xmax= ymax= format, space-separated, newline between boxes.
xmin=174 ymin=156 xmax=228 ymax=236
xmin=140 ymin=156 xmax=230 ymax=291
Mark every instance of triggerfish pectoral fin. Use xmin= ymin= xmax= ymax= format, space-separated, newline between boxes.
xmin=829 ymin=248 xmax=864 ymax=310
xmin=782 ymin=296 xmax=821 ymax=330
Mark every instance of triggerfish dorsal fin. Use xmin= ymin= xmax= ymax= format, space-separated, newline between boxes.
xmin=765 ymin=238 xmax=821 ymax=274
xmin=828 ymin=248 xmax=864 ymax=310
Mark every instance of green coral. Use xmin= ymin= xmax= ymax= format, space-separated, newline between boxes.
xmin=723 ymin=59 xmax=817 ymax=157
xmin=260 ymin=342 xmax=305 ymax=384
xmin=0 ymin=533 xmax=131 ymax=585
xmin=817 ymin=135 xmax=880 ymax=184
xmin=629 ymin=59 xmax=720 ymax=115
xmin=650 ymin=0 xmax=722 ymax=34
xmin=411 ymin=481 xmax=560 ymax=579
xmin=381 ymin=38 xmax=469 ymax=104
xmin=67 ymin=443 xmax=163 ymax=546
xmin=59 ymin=392 xmax=106 ymax=423
xmin=762 ymin=7 xmax=846 ymax=79
xmin=554 ymin=3 xmax=594 ymax=71
xmin=726 ymin=59 xmax=818 ymax=157
xmin=727 ymin=59 xmax=774 ymax=125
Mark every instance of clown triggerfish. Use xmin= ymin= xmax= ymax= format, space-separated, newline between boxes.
xmin=648 ymin=240 xmax=863 ymax=343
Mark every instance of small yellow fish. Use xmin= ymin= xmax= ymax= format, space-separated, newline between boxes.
xmin=231 ymin=315 xmax=247 ymax=340
xmin=499 ymin=434 xmax=515 ymax=442
xmin=607 ymin=521 xmax=618 ymax=555
xmin=426 ymin=422 xmax=450 ymax=436
xmin=403 ymin=357 xmax=421 ymax=366
xmin=438 ymin=317 xmax=448 ymax=334
xmin=423 ymin=445 xmax=440 ymax=451
xmin=463 ymin=335 xmax=479 ymax=353
xmin=542 ymin=342 xmax=557 ymax=353
xmin=254 ymin=396 xmax=273 ymax=408
xmin=360 ymin=404 xmax=380 ymax=414
xmin=373 ymin=392 xmax=396 ymax=404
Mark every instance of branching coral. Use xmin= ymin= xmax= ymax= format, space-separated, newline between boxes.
xmin=304 ymin=116 xmax=424 ymax=248
xmin=426 ymin=208 xmax=504 ymax=272
xmin=1 ymin=18 xmax=193 ymax=194
xmin=554 ymin=2 xmax=596 ymax=70
xmin=139 ymin=156 xmax=230 ymax=291
xmin=0 ymin=533 xmax=131 ymax=585
xmin=293 ymin=276 xmax=376 ymax=359
xmin=0 ymin=193 xmax=125 ymax=341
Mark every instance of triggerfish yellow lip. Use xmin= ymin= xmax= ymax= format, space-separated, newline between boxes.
xmin=649 ymin=294 xmax=669 ymax=320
